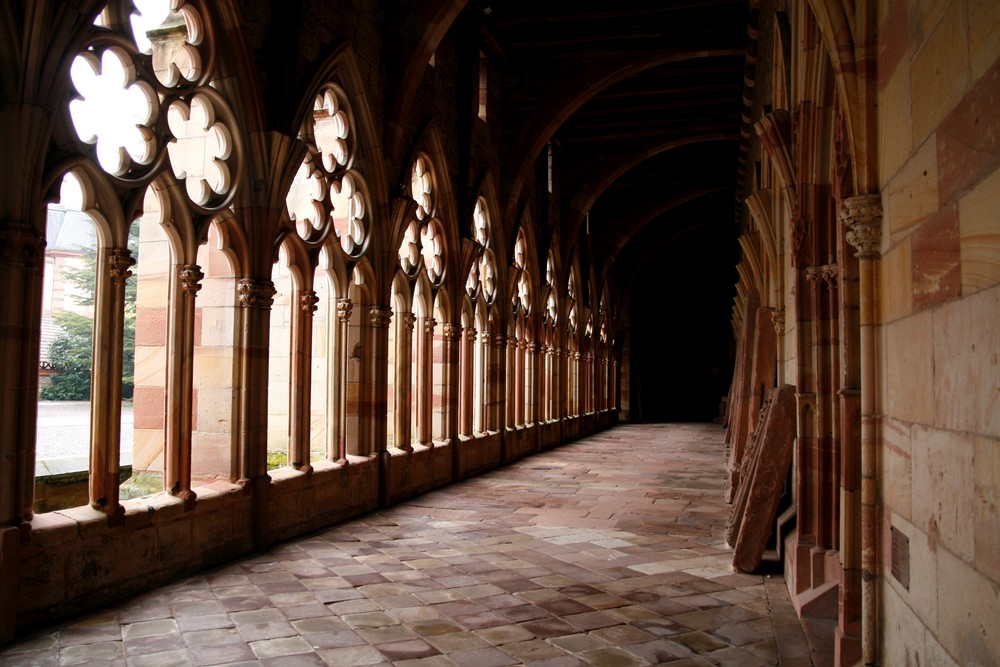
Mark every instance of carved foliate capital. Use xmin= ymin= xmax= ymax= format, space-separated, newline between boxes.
xmin=180 ymin=264 xmax=204 ymax=295
xmin=805 ymin=263 xmax=839 ymax=289
xmin=107 ymin=248 xmax=136 ymax=283
xmin=442 ymin=322 xmax=461 ymax=341
xmin=841 ymin=194 xmax=883 ymax=259
xmin=299 ymin=290 xmax=319 ymax=313
xmin=464 ymin=328 xmax=478 ymax=343
xmin=401 ymin=312 xmax=416 ymax=332
xmin=336 ymin=297 xmax=353 ymax=321
xmin=238 ymin=278 xmax=276 ymax=309
xmin=369 ymin=306 xmax=392 ymax=328
xmin=423 ymin=317 xmax=437 ymax=335
xmin=494 ymin=333 xmax=506 ymax=348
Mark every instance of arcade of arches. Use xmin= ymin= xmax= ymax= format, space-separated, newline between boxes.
xmin=0 ymin=1 xmax=998 ymax=665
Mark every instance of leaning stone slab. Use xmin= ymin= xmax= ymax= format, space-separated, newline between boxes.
xmin=729 ymin=384 xmax=796 ymax=572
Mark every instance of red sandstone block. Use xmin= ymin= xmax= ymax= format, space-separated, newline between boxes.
xmin=911 ymin=204 xmax=961 ymax=310
xmin=937 ymin=56 xmax=1000 ymax=203
xmin=879 ymin=0 xmax=909 ymax=90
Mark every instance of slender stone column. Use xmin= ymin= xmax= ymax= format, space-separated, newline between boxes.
xmin=490 ymin=333 xmax=506 ymax=430
xmin=440 ymin=322 xmax=460 ymax=442
xmin=90 ymin=248 xmax=135 ymax=518
xmin=368 ymin=306 xmax=393 ymax=457
xmin=396 ymin=312 xmax=415 ymax=450
xmin=416 ymin=316 xmax=435 ymax=446
xmin=289 ymin=290 xmax=318 ymax=471
xmin=331 ymin=298 xmax=352 ymax=464
xmin=505 ymin=334 xmax=516 ymax=427
xmin=459 ymin=327 xmax=475 ymax=434
xmin=841 ymin=193 xmax=882 ymax=666
xmin=525 ymin=341 xmax=538 ymax=426
xmin=236 ymin=279 xmax=276 ymax=478
xmin=165 ymin=263 xmax=203 ymax=509
xmin=0 ymin=223 xmax=45 ymax=527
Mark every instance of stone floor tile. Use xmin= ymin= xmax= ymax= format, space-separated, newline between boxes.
xmin=374 ymin=637 xmax=440 ymax=661
xmin=502 ymin=638 xmax=569 ymax=662
xmin=249 ymin=635 xmax=314 ymax=659
xmin=124 ymin=648 xmax=195 ymax=667
xmin=188 ymin=641 xmax=257 ymax=665
xmin=316 ymin=644 xmax=387 ymax=665
xmin=547 ymin=632 xmax=609 ymax=653
xmin=578 ymin=645 xmax=647 ymax=666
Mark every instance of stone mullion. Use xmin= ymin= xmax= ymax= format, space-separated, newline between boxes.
xmin=331 ymin=298 xmax=352 ymax=464
xmin=416 ymin=317 xmax=435 ymax=446
xmin=505 ymin=335 xmax=516 ymax=427
xmin=289 ymin=290 xmax=318 ymax=471
xmin=841 ymin=193 xmax=882 ymax=665
xmin=89 ymin=248 xmax=135 ymax=518
xmin=165 ymin=263 xmax=203 ymax=509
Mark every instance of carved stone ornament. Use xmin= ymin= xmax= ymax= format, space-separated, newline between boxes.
xmin=401 ymin=312 xmax=416 ymax=332
xmin=805 ymin=263 xmax=839 ymax=289
xmin=494 ymin=333 xmax=506 ymax=348
xmin=0 ymin=224 xmax=46 ymax=267
xmin=841 ymin=194 xmax=883 ymax=259
xmin=442 ymin=322 xmax=461 ymax=340
xmin=107 ymin=248 xmax=136 ymax=282
xmin=238 ymin=278 xmax=276 ymax=309
xmin=336 ymin=298 xmax=353 ymax=321
xmin=300 ymin=290 xmax=319 ymax=313
xmin=465 ymin=328 xmax=478 ymax=343
xmin=180 ymin=264 xmax=204 ymax=295
xmin=771 ymin=308 xmax=785 ymax=335
xmin=369 ymin=306 xmax=392 ymax=328
xmin=423 ymin=318 xmax=437 ymax=335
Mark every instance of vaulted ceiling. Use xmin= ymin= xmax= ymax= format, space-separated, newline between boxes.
xmin=470 ymin=0 xmax=752 ymax=290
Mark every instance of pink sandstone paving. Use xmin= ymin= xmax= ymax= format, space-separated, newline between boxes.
xmin=0 ymin=423 xmax=820 ymax=666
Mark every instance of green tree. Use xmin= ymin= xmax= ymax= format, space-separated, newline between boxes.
xmin=42 ymin=224 xmax=138 ymax=400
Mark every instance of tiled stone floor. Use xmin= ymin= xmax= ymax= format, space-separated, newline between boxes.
xmin=1 ymin=423 xmax=819 ymax=666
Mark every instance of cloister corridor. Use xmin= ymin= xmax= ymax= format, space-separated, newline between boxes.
xmin=0 ymin=423 xmax=823 ymax=667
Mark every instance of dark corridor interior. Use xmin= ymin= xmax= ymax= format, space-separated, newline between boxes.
xmin=626 ymin=199 xmax=739 ymax=423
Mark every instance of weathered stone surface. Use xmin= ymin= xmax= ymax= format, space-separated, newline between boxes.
xmin=729 ymin=385 xmax=797 ymax=572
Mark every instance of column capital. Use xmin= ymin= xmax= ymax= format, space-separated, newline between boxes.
xmin=369 ymin=306 xmax=392 ymax=328
xmin=423 ymin=317 xmax=437 ymax=335
xmin=107 ymin=248 xmax=136 ymax=283
xmin=442 ymin=322 xmax=461 ymax=341
xmin=841 ymin=193 xmax=883 ymax=259
xmin=805 ymin=262 xmax=839 ymax=289
xmin=0 ymin=222 xmax=45 ymax=267
xmin=336 ymin=297 xmax=353 ymax=321
xmin=771 ymin=308 xmax=786 ymax=335
xmin=180 ymin=264 xmax=204 ymax=295
xmin=299 ymin=290 xmax=319 ymax=313
xmin=238 ymin=278 xmax=276 ymax=309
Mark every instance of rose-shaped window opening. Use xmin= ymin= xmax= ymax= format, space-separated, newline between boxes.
xmin=420 ymin=220 xmax=445 ymax=284
xmin=69 ymin=48 xmax=159 ymax=176
xmin=473 ymin=198 xmax=488 ymax=248
xmin=480 ymin=251 xmax=496 ymax=303
xmin=331 ymin=172 xmax=367 ymax=254
xmin=131 ymin=0 xmax=203 ymax=87
xmin=313 ymin=88 xmax=352 ymax=173
xmin=166 ymin=94 xmax=233 ymax=206
xmin=410 ymin=156 xmax=433 ymax=221
xmin=286 ymin=157 xmax=326 ymax=240
xmin=399 ymin=220 xmax=421 ymax=275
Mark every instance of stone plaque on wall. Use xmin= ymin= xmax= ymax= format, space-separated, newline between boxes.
xmin=891 ymin=526 xmax=910 ymax=591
